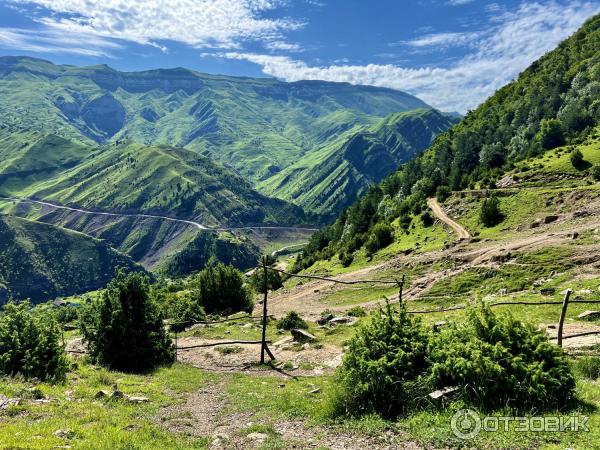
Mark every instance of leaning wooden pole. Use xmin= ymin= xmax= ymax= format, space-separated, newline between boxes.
xmin=260 ymin=256 xmax=269 ymax=364
xmin=557 ymin=289 xmax=572 ymax=348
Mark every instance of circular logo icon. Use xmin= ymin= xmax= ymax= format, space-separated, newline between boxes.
xmin=451 ymin=409 xmax=481 ymax=440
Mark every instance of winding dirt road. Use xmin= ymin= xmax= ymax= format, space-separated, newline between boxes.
xmin=427 ymin=197 xmax=471 ymax=239
xmin=0 ymin=196 xmax=318 ymax=233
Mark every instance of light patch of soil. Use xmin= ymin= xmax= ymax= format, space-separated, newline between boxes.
xmin=176 ymin=337 xmax=343 ymax=377
xmin=543 ymin=322 xmax=600 ymax=349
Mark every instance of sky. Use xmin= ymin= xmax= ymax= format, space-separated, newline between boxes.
xmin=0 ymin=0 xmax=598 ymax=112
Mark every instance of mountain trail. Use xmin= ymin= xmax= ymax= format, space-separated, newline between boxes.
xmin=427 ymin=197 xmax=471 ymax=239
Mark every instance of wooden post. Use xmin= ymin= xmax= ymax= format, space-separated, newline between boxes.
xmin=557 ymin=289 xmax=572 ymax=347
xmin=260 ymin=256 xmax=269 ymax=364
xmin=175 ymin=330 xmax=178 ymax=362
xmin=397 ymin=274 xmax=405 ymax=305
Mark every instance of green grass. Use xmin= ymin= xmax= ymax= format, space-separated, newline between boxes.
xmin=0 ymin=362 xmax=212 ymax=449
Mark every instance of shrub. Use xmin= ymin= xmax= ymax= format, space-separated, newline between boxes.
xmin=249 ymin=267 xmax=283 ymax=294
xmin=339 ymin=251 xmax=354 ymax=268
xmin=331 ymin=302 xmax=430 ymax=418
xmin=0 ymin=301 xmax=68 ymax=382
xmin=197 ymin=263 xmax=254 ymax=314
xmin=429 ymin=305 xmax=575 ymax=410
xmin=277 ymin=311 xmax=308 ymax=330
xmin=80 ymin=271 xmax=174 ymax=373
xmin=592 ymin=164 xmax=600 ymax=181
xmin=538 ymin=119 xmax=564 ymax=150
xmin=479 ymin=195 xmax=503 ymax=227
xmin=347 ymin=306 xmax=367 ymax=317
xmin=159 ymin=290 xmax=205 ymax=329
xmin=435 ymin=185 xmax=451 ymax=202
xmin=420 ymin=211 xmax=434 ymax=227
xmin=570 ymin=148 xmax=585 ymax=168
xmin=365 ymin=223 xmax=394 ymax=256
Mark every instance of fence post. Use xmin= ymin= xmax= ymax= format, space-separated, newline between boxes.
xmin=557 ymin=289 xmax=572 ymax=347
xmin=397 ymin=274 xmax=405 ymax=304
xmin=260 ymin=256 xmax=269 ymax=364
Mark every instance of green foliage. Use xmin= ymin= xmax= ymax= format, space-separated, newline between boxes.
xmin=332 ymin=302 xmax=430 ymax=418
xmin=479 ymin=195 xmax=503 ymax=227
xmin=196 ymin=263 xmax=253 ymax=314
xmin=158 ymin=290 xmax=205 ymax=327
xmin=420 ymin=211 xmax=434 ymax=227
xmin=435 ymin=185 xmax=451 ymax=202
xmin=538 ymin=119 xmax=565 ymax=150
xmin=79 ymin=270 xmax=174 ymax=373
xmin=250 ymin=267 xmax=283 ymax=294
xmin=0 ymin=301 xmax=68 ymax=382
xmin=592 ymin=164 xmax=600 ymax=181
xmin=347 ymin=306 xmax=367 ymax=317
xmin=570 ymin=148 xmax=585 ymax=168
xmin=339 ymin=251 xmax=354 ymax=268
xmin=277 ymin=311 xmax=308 ymax=330
xmin=429 ymin=305 xmax=575 ymax=410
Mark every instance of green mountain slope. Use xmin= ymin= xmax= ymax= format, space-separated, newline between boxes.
xmin=0 ymin=56 xmax=430 ymax=184
xmin=0 ymin=215 xmax=143 ymax=304
xmin=259 ymin=109 xmax=458 ymax=217
xmin=294 ymin=13 xmax=600 ymax=270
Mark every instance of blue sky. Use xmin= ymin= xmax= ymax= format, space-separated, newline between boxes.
xmin=0 ymin=0 xmax=598 ymax=112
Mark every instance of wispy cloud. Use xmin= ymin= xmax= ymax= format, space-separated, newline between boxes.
xmin=214 ymin=1 xmax=600 ymax=112
xmin=8 ymin=0 xmax=303 ymax=51
xmin=0 ymin=27 xmax=121 ymax=56
xmin=396 ymin=31 xmax=481 ymax=49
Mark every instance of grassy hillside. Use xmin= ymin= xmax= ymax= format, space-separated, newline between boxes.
xmin=294 ymin=13 xmax=600 ymax=270
xmin=0 ymin=215 xmax=143 ymax=303
xmin=259 ymin=109 xmax=457 ymax=217
xmin=0 ymin=56 xmax=430 ymax=184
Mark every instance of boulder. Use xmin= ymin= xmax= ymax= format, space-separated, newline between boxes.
xmin=127 ymin=396 xmax=150 ymax=404
xmin=577 ymin=311 xmax=600 ymax=321
xmin=540 ymin=288 xmax=556 ymax=296
xmin=94 ymin=390 xmax=111 ymax=399
xmin=291 ymin=329 xmax=316 ymax=343
xmin=316 ymin=314 xmax=334 ymax=325
xmin=329 ymin=316 xmax=356 ymax=326
xmin=543 ymin=215 xmax=559 ymax=224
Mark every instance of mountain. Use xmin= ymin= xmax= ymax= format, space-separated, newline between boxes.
xmin=259 ymin=109 xmax=458 ymax=218
xmin=0 ymin=56 xmax=430 ymax=185
xmin=293 ymin=13 xmax=600 ymax=270
xmin=0 ymin=215 xmax=144 ymax=304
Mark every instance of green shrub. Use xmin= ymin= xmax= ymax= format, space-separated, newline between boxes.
xmin=159 ymin=290 xmax=205 ymax=330
xmin=339 ymin=251 xmax=354 ymax=267
xmin=80 ymin=271 xmax=174 ymax=373
xmin=570 ymin=148 xmax=585 ymax=168
xmin=479 ymin=195 xmax=503 ymax=227
xmin=331 ymin=302 xmax=430 ymax=418
xmin=538 ymin=119 xmax=564 ymax=150
xmin=436 ymin=185 xmax=451 ymax=202
xmin=0 ymin=301 xmax=68 ymax=382
xmin=277 ymin=311 xmax=308 ymax=330
xmin=590 ymin=164 xmax=600 ymax=180
xmin=249 ymin=266 xmax=283 ymax=293
xmin=420 ymin=211 xmax=434 ymax=227
xmin=429 ymin=305 xmax=575 ymax=410
xmin=197 ymin=263 xmax=254 ymax=314
xmin=347 ymin=306 xmax=367 ymax=317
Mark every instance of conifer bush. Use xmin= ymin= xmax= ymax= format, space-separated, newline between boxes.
xmin=277 ymin=311 xmax=308 ymax=330
xmin=0 ymin=301 xmax=68 ymax=382
xmin=479 ymin=195 xmax=503 ymax=227
xmin=331 ymin=302 xmax=430 ymax=418
xmin=592 ymin=164 xmax=600 ymax=181
xmin=80 ymin=270 xmax=174 ymax=373
xmin=429 ymin=305 xmax=575 ymax=410
xmin=197 ymin=263 xmax=254 ymax=314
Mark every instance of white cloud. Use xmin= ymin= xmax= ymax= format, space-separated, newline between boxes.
xmin=9 ymin=0 xmax=303 ymax=50
xmin=446 ymin=0 xmax=476 ymax=5
xmin=397 ymin=31 xmax=481 ymax=49
xmin=0 ymin=27 xmax=121 ymax=56
xmin=215 ymin=1 xmax=600 ymax=112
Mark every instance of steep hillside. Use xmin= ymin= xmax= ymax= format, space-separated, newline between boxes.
xmin=0 ymin=56 xmax=430 ymax=185
xmin=0 ymin=215 xmax=143 ymax=304
xmin=0 ymin=139 xmax=309 ymax=227
xmin=294 ymin=13 xmax=600 ymax=271
xmin=259 ymin=109 xmax=457 ymax=217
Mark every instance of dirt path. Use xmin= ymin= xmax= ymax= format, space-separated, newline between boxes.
xmin=427 ymin=197 xmax=471 ymax=239
xmin=158 ymin=376 xmax=421 ymax=450
xmin=0 ymin=196 xmax=318 ymax=233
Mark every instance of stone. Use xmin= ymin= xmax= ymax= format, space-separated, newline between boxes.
xmin=316 ymin=313 xmax=334 ymax=325
xmin=571 ymin=231 xmax=579 ymax=240
xmin=329 ymin=316 xmax=356 ymax=326
xmin=428 ymin=386 xmax=460 ymax=401
xmin=540 ymin=288 xmax=556 ymax=296
xmin=111 ymin=390 xmax=125 ymax=399
xmin=530 ymin=220 xmax=542 ymax=229
xmin=247 ymin=432 xmax=269 ymax=443
xmin=290 ymin=329 xmax=316 ymax=343
xmin=577 ymin=311 xmax=600 ymax=321
xmin=54 ymin=429 xmax=75 ymax=439
xmin=94 ymin=390 xmax=111 ymax=399
xmin=543 ymin=215 xmax=559 ymax=224
xmin=498 ymin=288 xmax=508 ymax=296
xmin=127 ymin=396 xmax=150 ymax=403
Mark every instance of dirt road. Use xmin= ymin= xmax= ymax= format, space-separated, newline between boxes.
xmin=0 ymin=196 xmax=318 ymax=233
xmin=427 ymin=197 xmax=471 ymax=239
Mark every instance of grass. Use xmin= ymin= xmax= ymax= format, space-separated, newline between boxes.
xmin=0 ymin=362 xmax=212 ymax=449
